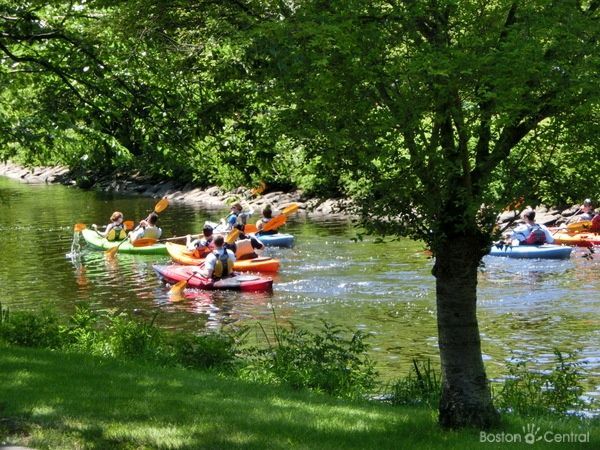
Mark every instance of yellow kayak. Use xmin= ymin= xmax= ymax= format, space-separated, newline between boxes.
xmin=165 ymin=242 xmax=280 ymax=273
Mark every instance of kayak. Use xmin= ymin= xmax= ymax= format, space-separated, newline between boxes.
xmin=552 ymin=231 xmax=600 ymax=248
xmin=153 ymin=264 xmax=273 ymax=292
xmin=206 ymin=221 xmax=295 ymax=247
xmin=165 ymin=242 xmax=280 ymax=273
xmin=488 ymin=243 xmax=572 ymax=259
xmin=81 ymin=228 xmax=168 ymax=255
xmin=252 ymin=233 xmax=295 ymax=248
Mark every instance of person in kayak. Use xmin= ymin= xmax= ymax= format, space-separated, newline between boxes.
xmin=226 ymin=224 xmax=265 ymax=260
xmin=510 ymin=210 xmax=555 ymax=245
xmin=255 ymin=205 xmax=278 ymax=236
xmin=224 ymin=203 xmax=244 ymax=229
xmin=578 ymin=199 xmax=595 ymax=221
xmin=200 ymin=235 xmax=236 ymax=280
xmin=129 ymin=212 xmax=162 ymax=242
xmin=92 ymin=211 xmax=127 ymax=241
xmin=186 ymin=224 xmax=215 ymax=258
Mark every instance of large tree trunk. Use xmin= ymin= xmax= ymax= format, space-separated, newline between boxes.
xmin=433 ymin=235 xmax=499 ymax=429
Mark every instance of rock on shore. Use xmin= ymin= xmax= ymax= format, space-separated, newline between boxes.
xmin=0 ymin=162 xmax=352 ymax=219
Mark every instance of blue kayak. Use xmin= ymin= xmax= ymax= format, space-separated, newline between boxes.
xmin=206 ymin=221 xmax=295 ymax=248
xmin=488 ymin=243 xmax=572 ymax=260
xmin=253 ymin=233 xmax=295 ymax=248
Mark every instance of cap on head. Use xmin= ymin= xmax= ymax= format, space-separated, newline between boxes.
xmin=584 ymin=198 xmax=592 ymax=206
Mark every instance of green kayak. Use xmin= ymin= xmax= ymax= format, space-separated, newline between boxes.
xmin=81 ymin=228 xmax=168 ymax=255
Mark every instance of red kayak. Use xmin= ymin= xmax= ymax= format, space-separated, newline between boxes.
xmin=153 ymin=264 xmax=273 ymax=292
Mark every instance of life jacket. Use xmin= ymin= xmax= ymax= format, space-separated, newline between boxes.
xmin=212 ymin=249 xmax=234 ymax=279
xmin=226 ymin=213 xmax=239 ymax=227
xmin=521 ymin=225 xmax=546 ymax=245
xmin=191 ymin=239 xmax=213 ymax=258
xmin=142 ymin=225 xmax=161 ymax=239
xmin=106 ymin=226 xmax=127 ymax=241
xmin=590 ymin=214 xmax=600 ymax=232
xmin=235 ymin=239 xmax=255 ymax=260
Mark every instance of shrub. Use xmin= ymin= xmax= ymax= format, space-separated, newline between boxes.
xmin=61 ymin=305 xmax=104 ymax=354
xmin=170 ymin=330 xmax=241 ymax=371
xmin=243 ymin=321 xmax=377 ymax=399
xmin=494 ymin=349 xmax=588 ymax=416
xmin=0 ymin=306 xmax=61 ymax=349
xmin=387 ymin=359 xmax=441 ymax=409
xmin=107 ymin=312 xmax=164 ymax=361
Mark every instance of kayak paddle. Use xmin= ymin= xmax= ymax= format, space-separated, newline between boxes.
xmin=131 ymin=228 xmax=237 ymax=248
xmin=261 ymin=203 xmax=299 ymax=233
xmin=169 ymin=266 xmax=204 ymax=295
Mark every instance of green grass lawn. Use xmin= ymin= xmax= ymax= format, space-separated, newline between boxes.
xmin=0 ymin=345 xmax=597 ymax=449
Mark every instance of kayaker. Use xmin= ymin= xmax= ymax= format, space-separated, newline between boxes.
xmin=578 ymin=199 xmax=595 ymax=221
xmin=227 ymin=224 xmax=265 ymax=260
xmin=256 ymin=205 xmax=278 ymax=236
xmin=129 ymin=212 xmax=162 ymax=242
xmin=510 ymin=210 xmax=554 ymax=245
xmin=92 ymin=211 xmax=127 ymax=241
xmin=224 ymin=203 xmax=244 ymax=229
xmin=186 ymin=224 xmax=215 ymax=257
xmin=200 ymin=235 xmax=236 ymax=280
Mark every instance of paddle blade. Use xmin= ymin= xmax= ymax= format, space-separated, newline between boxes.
xmin=281 ymin=203 xmax=299 ymax=216
xmin=105 ymin=246 xmax=119 ymax=258
xmin=124 ymin=220 xmax=135 ymax=231
xmin=132 ymin=238 xmax=158 ymax=247
xmin=74 ymin=223 xmax=87 ymax=232
xmin=154 ymin=197 xmax=169 ymax=214
xmin=263 ymin=214 xmax=286 ymax=232
xmin=244 ymin=224 xmax=258 ymax=234
xmin=169 ymin=279 xmax=188 ymax=295
xmin=225 ymin=228 xmax=240 ymax=245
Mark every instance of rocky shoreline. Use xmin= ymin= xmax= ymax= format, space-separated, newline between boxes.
xmin=1 ymin=162 xmax=591 ymax=230
xmin=0 ymin=161 xmax=352 ymax=219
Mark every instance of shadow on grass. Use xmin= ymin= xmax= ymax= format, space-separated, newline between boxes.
xmin=0 ymin=346 xmax=598 ymax=449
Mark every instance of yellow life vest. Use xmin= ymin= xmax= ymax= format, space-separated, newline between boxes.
xmin=106 ymin=226 xmax=127 ymax=241
xmin=213 ymin=250 xmax=234 ymax=279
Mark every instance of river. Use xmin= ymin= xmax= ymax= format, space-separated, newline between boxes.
xmin=0 ymin=176 xmax=598 ymax=405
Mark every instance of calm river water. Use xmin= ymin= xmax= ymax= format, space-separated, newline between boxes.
xmin=1 ymin=177 xmax=598 ymax=403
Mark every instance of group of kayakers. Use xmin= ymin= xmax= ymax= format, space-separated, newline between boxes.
xmin=503 ymin=199 xmax=599 ymax=246
xmin=92 ymin=202 xmax=279 ymax=280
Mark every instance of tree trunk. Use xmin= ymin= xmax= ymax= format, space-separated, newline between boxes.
xmin=433 ymin=235 xmax=499 ymax=429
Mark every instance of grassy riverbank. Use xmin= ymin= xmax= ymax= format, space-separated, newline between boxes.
xmin=1 ymin=346 xmax=597 ymax=450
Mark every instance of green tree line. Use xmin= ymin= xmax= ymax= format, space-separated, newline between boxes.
xmin=2 ymin=0 xmax=599 ymax=428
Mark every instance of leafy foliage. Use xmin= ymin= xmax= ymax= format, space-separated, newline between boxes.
xmin=494 ymin=350 xmax=589 ymax=417
xmin=241 ymin=321 xmax=378 ymax=399
xmin=387 ymin=359 xmax=441 ymax=409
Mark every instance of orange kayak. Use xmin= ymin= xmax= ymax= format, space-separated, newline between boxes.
xmin=165 ymin=242 xmax=280 ymax=273
xmin=552 ymin=231 xmax=600 ymax=247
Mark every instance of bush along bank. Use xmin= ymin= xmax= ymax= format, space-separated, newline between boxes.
xmin=0 ymin=303 xmax=595 ymax=417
